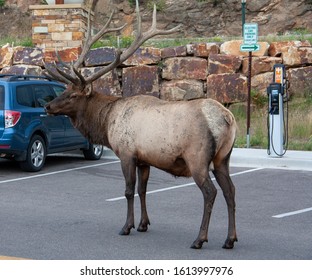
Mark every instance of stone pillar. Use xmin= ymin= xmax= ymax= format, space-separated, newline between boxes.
xmin=29 ymin=4 xmax=91 ymax=50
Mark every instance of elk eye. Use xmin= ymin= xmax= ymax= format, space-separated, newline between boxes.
xmin=69 ymin=94 xmax=78 ymax=100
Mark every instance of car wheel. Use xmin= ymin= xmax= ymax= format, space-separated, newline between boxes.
xmin=83 ymin=144 xmax=103 ymax=160
xmin=20 ymin=135 xmax=47 ymax=172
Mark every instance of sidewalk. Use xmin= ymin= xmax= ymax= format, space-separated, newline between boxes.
xmin=230 ymin=148 xmax=312 ymax=171
xmin=104 ymin=147 xmax=312 ymax=171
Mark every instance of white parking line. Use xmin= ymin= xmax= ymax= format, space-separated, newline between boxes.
xmin=106 ymin=167 xmax=264 ymax=202
xmin=0 ymin=160 xmax=120 ymax=185
xmin=272 ymin=207 xmax=312 ymax=218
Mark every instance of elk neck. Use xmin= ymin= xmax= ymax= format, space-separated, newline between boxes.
xmin=71 ymin=92 xmax=121 ymax=148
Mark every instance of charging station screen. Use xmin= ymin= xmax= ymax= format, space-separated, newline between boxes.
xmin=274 ymin=67 xmax=283 ymax=84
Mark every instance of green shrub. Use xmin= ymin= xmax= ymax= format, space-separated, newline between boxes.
xmin=128 ymin=0 xmax=136 ymax=7
xmin=303 ymin=88 xmax=312 ymax=105
xmin=197 ymin=0 xmax=221 ymax=5
xmin=251 ymin=89 xmax=267 ymax=108
xmin=147 ymin=0 xmax=166 ymax=11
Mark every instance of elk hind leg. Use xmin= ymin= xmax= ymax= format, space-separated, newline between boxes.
xmin=119 ymin=159 xmax=137 ymax=235
xmin=137 ymin=165 xmax=151 ymax=232
xmin=191 ymin=169 xmax=217 ymax=249
xmin=213 ymin=157 xmax=238 ymax=249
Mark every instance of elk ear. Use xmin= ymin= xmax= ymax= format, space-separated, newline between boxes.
xmin=85 ymin=84 xmax=93 ymax=97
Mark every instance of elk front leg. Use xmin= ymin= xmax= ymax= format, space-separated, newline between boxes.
xmin=137 ymin=165 xmax=151 ymax=232
xmin=191 ymin=175 xmax=217 ymax=249
xmin=119 ymin=159 xmax=137 ymax=235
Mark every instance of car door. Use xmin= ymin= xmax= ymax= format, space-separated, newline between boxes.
xmin=30 ymin=84 xmax=66 ymax=150
xmin=50 ymin=85 xmax=87 ymax=148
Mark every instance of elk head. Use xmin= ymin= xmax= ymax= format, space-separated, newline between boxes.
xmin=44 ymin=0 xmax=181 ymax=117
xmin=45 ymin=84 xmax=92 ymax=118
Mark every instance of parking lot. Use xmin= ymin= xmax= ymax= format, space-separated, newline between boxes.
xmin=0 ymin=152 xmax=311 ymax=260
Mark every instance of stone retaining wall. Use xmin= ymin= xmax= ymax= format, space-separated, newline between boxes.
xmin=0 ymin=39 xmax=311 ymax=104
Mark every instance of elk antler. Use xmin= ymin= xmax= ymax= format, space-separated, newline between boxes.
xmin=44 ymin=0 xmax=181 ymax=88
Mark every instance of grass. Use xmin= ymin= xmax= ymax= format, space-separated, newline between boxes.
xmin=231 ymin=93 xmax=312 ymax=151
xmin=0 ymin=36 xmax=33 ymax=47
xmin=0 ymin=30 xmax=311 ymax=48
xmin=97 ymin=32 xmax=312 ymax=49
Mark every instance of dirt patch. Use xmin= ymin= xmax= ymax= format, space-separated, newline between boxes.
xmin=0 ymin=6 xmax=33 ymax=40
xmin=1 ymin=0 xmax=311 ymax=44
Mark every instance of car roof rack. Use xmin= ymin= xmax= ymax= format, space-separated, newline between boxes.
xmin=0 ymin=74 xmax=53 ymax=82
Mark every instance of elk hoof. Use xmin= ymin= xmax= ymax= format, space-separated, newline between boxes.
xmin=222 ymin=237 xmax=238 ymax=249
xmin=190 ymin=239 xmax=208 ymax=249
xmin=137 ymin=225 xmax=148 ymax=232
xmin=119 ymin=229 xmax=130 ymax=235
xmin=119 ymin=225 xmax=134 ymax=236
xmin=137 ymin=220 xmax=150 ymax=232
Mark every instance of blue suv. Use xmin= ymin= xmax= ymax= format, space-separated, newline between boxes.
xmin=0 ymin=75 xmax=103 ymax=171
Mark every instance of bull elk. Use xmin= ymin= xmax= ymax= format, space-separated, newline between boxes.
xmin=44 ymin=0 xmax=238 ymax=250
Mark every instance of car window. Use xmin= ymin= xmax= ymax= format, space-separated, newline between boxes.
xmin=0 ymin=86 xmax=4 ymax=110
xmin=16 ymin=85 xmax=36 ymax=108
xmin=52 ymin=85 xmax=65 ymax=97
xmin=33 ymin=85 xmax=55 ymax=107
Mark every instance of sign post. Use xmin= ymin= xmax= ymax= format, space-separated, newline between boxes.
xmin=240 ymin=22 xmax=259 ymax=148
xmin=241 ymin=0 xmax=246 ymax=35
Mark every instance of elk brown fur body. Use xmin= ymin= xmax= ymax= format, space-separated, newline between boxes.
xmin=46 ymin=86 xmax=238 ymax=249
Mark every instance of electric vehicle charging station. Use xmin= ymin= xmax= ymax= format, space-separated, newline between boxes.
xmin=267 ymin=64 xmax=288 ymax=157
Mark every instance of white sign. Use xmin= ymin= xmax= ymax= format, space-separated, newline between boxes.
xmin=243 ymin=23 xmax=258 ymax=45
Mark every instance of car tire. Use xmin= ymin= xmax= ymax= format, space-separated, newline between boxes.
xmin=20 ymin=135 xmax=47 ymax=172
xmin=83 ymin=144 xmax=103 ymax=160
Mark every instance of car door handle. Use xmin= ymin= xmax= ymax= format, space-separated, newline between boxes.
xmin=40 ymin=114 xmax=48 ymax=117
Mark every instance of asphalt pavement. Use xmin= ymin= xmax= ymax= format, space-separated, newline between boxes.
xmin=0 ymin=147 xmax=311 ymax=260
